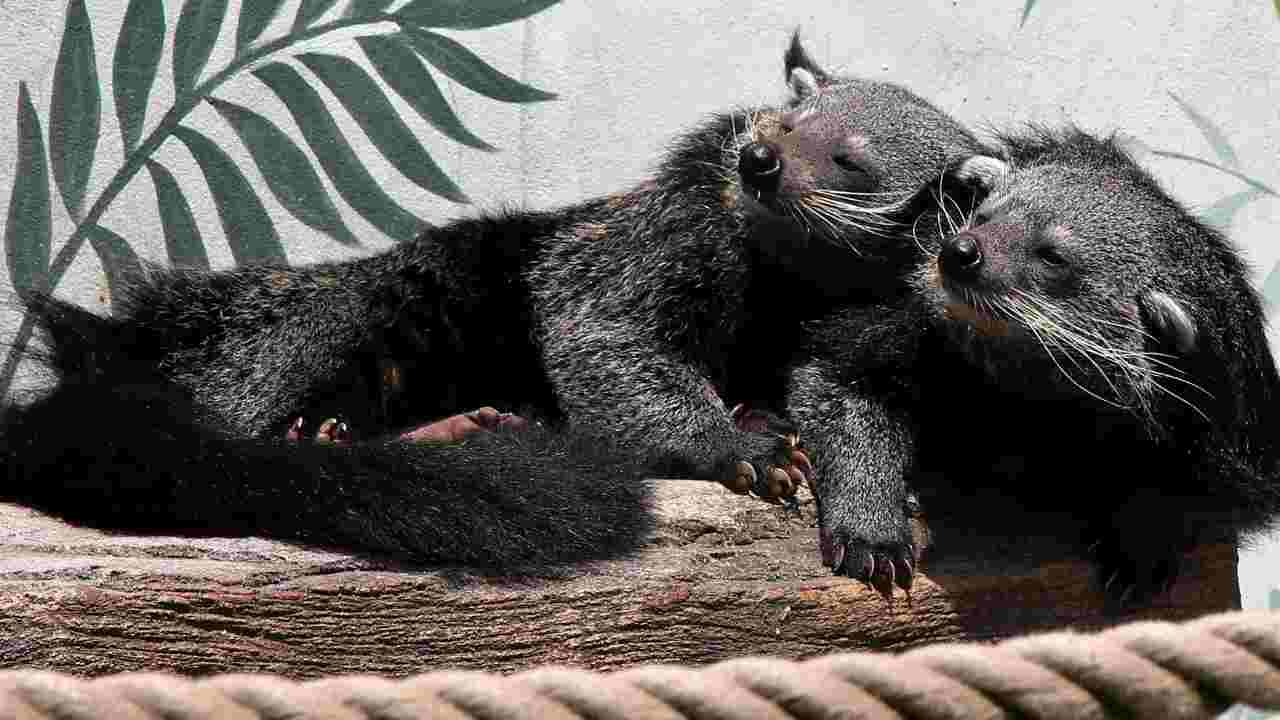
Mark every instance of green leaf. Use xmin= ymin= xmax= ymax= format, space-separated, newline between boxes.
xmin=1262 ymin=261 xmax=1280 ymax=310
xmin=401 ymin=27 xmax=557 ymax=103
xmin=145 ymin=159 xmax=209 ymax=269
xmin=113 ymin=0 xmax=165 ymax=154
xmin=293 ymin=0 xmax=340 ymax=30
xmin=397 ymin=0 xmax=561 ymax=29
xmin=342 ymin=0 xmax=394 ymax=19
xmin=172 ymin=125 xmax=287 ymax=265
xmin=297 ymin=52 xmax=468 ymax=203
xmin=236 ymin=0 xmax=287 ymax=55
xmin=357 ymin=33 xmax=494 ymax=151
xmin=85 ymin=225 xmax=143 ymax=309
xmin=1202 ymin=188 xmax=1267 ymax=231
xmin=1150 ymin=150 xmax=1279 ymax=197
xmin=173 ymin=0 xmax=229 ymax=98
xmin=5 ymin=83 xmax=52 ymax=294
xmin=1019 ymin=0 xmax=1037 ymax=27
xmin=1168 ymin=91 xmax=1238 ymax=168
xmin=49 ymin=0 xmax=101 ymax=218
xmin=208 ymin=96 xmax=360 ymax=246
xmin=253 ymin=62 xmax=427 ymax=241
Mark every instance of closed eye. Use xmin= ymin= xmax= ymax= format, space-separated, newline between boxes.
xmin=833 ymin=154 xmax=862 ymax=172
xmin=1037 ymin=245 xmax=1067 ymax=267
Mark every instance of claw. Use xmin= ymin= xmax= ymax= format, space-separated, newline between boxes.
xmin=860 ymin=552 xmax=875 ymax=581
xmin=729 ymin=461 xmax=755 ymax=494
xmin=767 ymin=466 xmax=791 ymax=497
xmin=790 ymin=449 xmax=814 ymax=479
xmin=870 ymin=563 xmax=895 ymax=600
xmin=898 ymin=558 xmax=915 ymax=591
xmin=784 ymin=466 xmax=805 ymax=496
xmin=1103 ymin=570 xmax=1122 ymax=595
xmin=819 ymin=528 xmax=836 ymax=567
xmin=831 ymin=543 xmax=846 ymax=573
xmin=315 ymin=418 xmax=350 ymax=445
xmin=285 ymin=417 xmax=305 ymax=441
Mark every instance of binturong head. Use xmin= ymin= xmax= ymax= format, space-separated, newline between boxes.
xmin=734 ymin=31 xmax=985 ymax=260
xmin=911 ymin=128 xmax=1280 ymax=447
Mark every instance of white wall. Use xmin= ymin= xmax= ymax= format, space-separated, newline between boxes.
xmin=0 ymin=0 xmax=1276 ymax=606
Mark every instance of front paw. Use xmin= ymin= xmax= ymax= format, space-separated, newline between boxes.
xmin=285 ymin=416 xmax=352 ymax=445
xmin=820 ymin=503 xmax=923 ymax=597
xmin=721 ymin=405 xmax=813 ymax=500
xmin=1088 ymin=532 xmax=1182 ymax=609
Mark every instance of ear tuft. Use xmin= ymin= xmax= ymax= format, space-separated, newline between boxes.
xmin=784 ymin=30 xmax=829 ymax=100
xmin=1142 ymin=291 xmax=1198 ymax=354
xmin=952 ymin=156 xmax=1010 ymax=191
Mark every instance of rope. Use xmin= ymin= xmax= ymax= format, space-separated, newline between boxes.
xmin=2 ymin=609 xmax=1279 ymax=720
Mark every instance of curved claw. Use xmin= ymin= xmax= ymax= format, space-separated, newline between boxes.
xmin=285 ymin=417 xmax=305 ymax=442
xmin=724 ymin=461 xmax=755 ymax=495
xmin=315 ymin=418 xmax=351 ymax=445
xmin=898 ymin=557 xmax=915 ymax=592
xmin=766 ymin=466 xmax=792 ymax=497
xmin=790 ymin=449 xmax=814 ymax=481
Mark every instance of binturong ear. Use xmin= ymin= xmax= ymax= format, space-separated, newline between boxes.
xmin=784 ymin=31 xmax=830 ymax=101
xmin=892 ymin=154 xmax=1006 ymax=222
xmin=951 ymin=155 xmax=1009 ymax=191
xmin=1141 ymin=290 xmax=1198 ymax=354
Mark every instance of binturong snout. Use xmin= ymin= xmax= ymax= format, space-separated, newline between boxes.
xmin=738 ymin=141 xmax=782 ymax=194
xmin=938 ymin=231 xmax=983 ymax=281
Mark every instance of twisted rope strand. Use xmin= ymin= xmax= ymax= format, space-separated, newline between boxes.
xmin=2 ymin=609 xmax=1279 ymax=720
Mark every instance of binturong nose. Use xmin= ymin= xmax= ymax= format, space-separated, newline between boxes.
xmin=738 ymin=141 xmax=782 ymax=194
xmin=939 ymin=231 xmax=983 ymax=280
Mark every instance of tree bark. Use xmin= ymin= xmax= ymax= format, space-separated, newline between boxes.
xmin=0 ymin=481 xmax=1238 ymax=679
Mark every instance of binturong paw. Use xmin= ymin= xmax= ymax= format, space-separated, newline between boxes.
xmin=819 ymin=493 xmax=926 ymax=599
xmin=721 ymin=404 xmax=814 ymax=501
xmin=820 ymin=528 xmax=920 ymax=599
xmin=285 ymin=416 xmax=352 ymax=445
xmin=1088 ymin=532 xmax=1182 ymax=610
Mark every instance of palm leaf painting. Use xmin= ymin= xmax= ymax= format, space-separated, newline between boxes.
xmin=1149 ymin=93 xmax=1280 ymax=307
xmin=0 ymin=0 xmax=562 ymax=398
xmin=1019 ymin=0 xmax=1038 ymax=27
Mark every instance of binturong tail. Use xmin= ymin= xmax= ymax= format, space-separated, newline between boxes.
xmin=1 ymin=296 xmax=655 ymax=573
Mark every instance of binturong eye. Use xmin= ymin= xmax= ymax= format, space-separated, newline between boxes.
xmin=833 ymin=153 xmax=862 ymax=172
xmin=1037 ymin=245 xmax=1068 ymax=267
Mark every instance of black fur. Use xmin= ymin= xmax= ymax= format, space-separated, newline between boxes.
xmin=2 ymin=377 xmax=654 ymax=571
xmin=1 ymin=35 xmax=984 ymax=570
xmin=787 ymin=127 xmax=1280 ymax=604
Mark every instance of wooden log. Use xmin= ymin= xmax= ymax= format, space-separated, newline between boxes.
xmin=0 ymin=480 xmax=1237 ymax=679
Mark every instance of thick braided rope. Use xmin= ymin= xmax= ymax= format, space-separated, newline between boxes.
xmin=2 ymin=609 xmax=1279 ymax=720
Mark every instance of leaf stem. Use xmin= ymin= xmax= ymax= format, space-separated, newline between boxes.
xmin=1149 ymin=150 xmax=1279 ymax=197
xmin=0 ymin=13 xmax=398 ymax=398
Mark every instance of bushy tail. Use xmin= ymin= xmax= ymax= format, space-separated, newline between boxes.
xmin=16 ymin=292 xmax=143 ymax=384
xmin=0 ymin=377 xmax=655 ymax=573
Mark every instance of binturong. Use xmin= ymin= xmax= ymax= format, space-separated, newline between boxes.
xmin=0 ymin=33 xmax=983 ymax=573
xmin=785 ymin=127 xmax=1280 ymax=604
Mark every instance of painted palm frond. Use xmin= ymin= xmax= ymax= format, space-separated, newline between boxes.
xmin=0 ymin=0 xmax=564 ymax=399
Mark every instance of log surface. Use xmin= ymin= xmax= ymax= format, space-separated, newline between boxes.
xmin=0 ymin=481 xmax=1238 ymax=678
